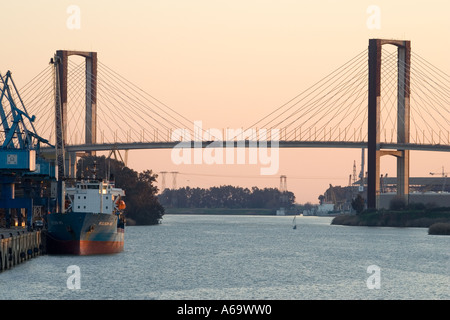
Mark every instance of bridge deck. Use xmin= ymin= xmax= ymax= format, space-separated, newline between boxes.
xmin=40 ymin=140 xmax=450 ymax=153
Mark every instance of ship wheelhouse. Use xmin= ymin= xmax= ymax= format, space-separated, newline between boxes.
xmin=65 ymin=180 xmax=125 ymax=214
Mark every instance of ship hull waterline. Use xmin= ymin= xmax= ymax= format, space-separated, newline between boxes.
xmin=46 ymin=212 xmax=124 ymax=255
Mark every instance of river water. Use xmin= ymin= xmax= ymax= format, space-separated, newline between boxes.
xmin=0 ymin=214 xmax=448 ymax=300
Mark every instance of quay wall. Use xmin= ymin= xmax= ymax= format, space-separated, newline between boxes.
xmin=0 ymin=230 xmax=46 ymax=272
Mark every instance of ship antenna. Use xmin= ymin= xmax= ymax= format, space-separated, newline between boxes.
xmin=107 ymin=158 xmax=111 ymax=182
xmin=92 ymin=160 xmax=97 ymax=180
xmin=80 ymin=158 xmax=84 ymax=180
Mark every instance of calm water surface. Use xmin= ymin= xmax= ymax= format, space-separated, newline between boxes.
xmin=1 ymin=214 xmax=449 ymax=299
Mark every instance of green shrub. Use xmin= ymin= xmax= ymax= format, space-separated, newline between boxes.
xmin=351 ymin=194 xmax=365 ymax=214
xmin=428 ymin=223 xmax=450 ymax=235
xmin=389 ymin=196 xmax=407 ymax=210
xmin=407 ymin=202 xmax=426 ymax=210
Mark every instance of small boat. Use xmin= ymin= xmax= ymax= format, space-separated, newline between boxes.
xmin=292 ymin=216 xmax=297 ymax=229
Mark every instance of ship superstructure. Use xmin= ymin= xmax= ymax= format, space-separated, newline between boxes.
xmin=46 ymin=178 xmax=126 ymax=255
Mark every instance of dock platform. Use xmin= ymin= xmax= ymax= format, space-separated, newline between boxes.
xmin=0 ymin=228 xmax=46 ymax=272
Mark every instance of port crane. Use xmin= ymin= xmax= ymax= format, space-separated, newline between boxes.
xmin=429 ymin=167 xmax=449 ymax=192
xmin=0 ymin=71 xmax=56 ymax=229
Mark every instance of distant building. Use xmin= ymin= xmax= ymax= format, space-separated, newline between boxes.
xmin=353 ymin=177 xmax=450 ymax=209
xmin=379 ymin=193 xmax=450 ymax=209
xmin=317 ymin=202 xmax=334 ymax=214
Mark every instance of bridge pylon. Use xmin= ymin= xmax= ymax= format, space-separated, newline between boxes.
xmin=55 ymin=50 xmax=98 ymax=177
xmin=367 ymin=39 xmax=411 ymax=209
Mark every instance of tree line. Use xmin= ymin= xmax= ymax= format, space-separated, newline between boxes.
xmin=159 ymin=185 xmax=295 ymax=209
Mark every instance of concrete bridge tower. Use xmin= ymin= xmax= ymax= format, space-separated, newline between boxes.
xmin=367 ymin=39 xmax=411 ymax=209
xmin=55 ymin=50 xmax=97 ymax=177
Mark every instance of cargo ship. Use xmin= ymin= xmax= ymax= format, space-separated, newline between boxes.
xmin=46 ymin=179 xmax=126 ymax=255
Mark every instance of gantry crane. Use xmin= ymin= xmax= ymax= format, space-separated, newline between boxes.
xmin=0 ymin=71 xmax=55 ymax=229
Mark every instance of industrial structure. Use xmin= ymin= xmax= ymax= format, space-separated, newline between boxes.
xmin=277 ymin=175 xmax=288 ymax=215
xmin=0 ymin=50 xmax=98 ymax=230
xmin=354 ymin=176 xmax=450 ymax=209
xmin=0 ymin=71 xmax=55 ymax=230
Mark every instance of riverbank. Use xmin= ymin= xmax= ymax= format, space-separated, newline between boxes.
xmin=331 ymin=208 xmax=450 ymax=235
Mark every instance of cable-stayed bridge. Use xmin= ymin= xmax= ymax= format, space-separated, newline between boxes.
xmin=9 ymin=39 xmax=450 ymax=209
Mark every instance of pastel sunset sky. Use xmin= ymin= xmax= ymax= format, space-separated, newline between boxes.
xmin=1 ymin=0 xmax=449 ymax=203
